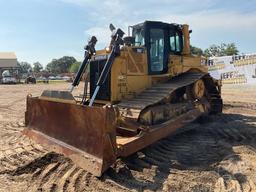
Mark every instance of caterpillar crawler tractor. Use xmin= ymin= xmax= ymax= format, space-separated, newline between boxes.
xmin=24 ymin=21 xmax=222 ymax=176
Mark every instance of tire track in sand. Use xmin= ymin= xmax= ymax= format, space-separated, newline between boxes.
xmin=1 ymin=104 xmax=256 ymax=191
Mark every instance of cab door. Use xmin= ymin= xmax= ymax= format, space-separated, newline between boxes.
xmin=147 ymin=27 xmax=168 ymax=75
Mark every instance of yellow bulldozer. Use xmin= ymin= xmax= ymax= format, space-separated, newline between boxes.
xmin=23 ymin=21 xmax=222 ymax=176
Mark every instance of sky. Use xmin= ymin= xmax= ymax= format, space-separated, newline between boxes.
xmin=0 ymin=0 xmax=255 ymax=66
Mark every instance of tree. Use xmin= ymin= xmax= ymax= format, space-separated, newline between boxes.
xmin=18 ymin=61 xmax=32 ymax=74
xmin=33 ymin=62 xmax=43 ymax=73
xmin=204 ymin=43 xmax=239 ymax=57
xmin=204 ymin=44 xmax=220 ymax=57
xmin=69 ymin=62 xmax=81 ymax=73
xmin=46 ymin=56 xmax=77 ymax=74
xmin=46 ymin=59 xmax=57 ymax=73
xmin=224 ymin=43 xmax=239 ymax=56
xmin=190 ymin=45 xmax=203 ymax=56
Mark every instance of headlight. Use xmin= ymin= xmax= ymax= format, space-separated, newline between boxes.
xmin=105 ymin=47 xmax=111 ymax=53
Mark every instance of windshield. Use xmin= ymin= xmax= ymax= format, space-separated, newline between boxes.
xmin=133 ymin=28 xmax=145 ymax=46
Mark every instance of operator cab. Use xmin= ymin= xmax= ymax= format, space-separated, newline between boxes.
xmin=131 ymin=21 xmax=184 ymax=75
xmin=89 ymin=21 xmax=188 ymax=102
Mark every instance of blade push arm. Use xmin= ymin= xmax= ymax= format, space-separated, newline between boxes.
xmin=89 ymin=27 xmax=124 ymax=106
xmin=69 ymin=36 xmax=97 ymax=92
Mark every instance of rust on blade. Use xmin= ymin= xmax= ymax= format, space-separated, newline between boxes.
xmin=24 ymin=96 xmax=117 ymax=176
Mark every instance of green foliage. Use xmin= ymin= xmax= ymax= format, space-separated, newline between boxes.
xmin=69 ymin=62 xmax=81 ymax=73
xmin=190 ymin=45 xmax=203 ymax=56
xmin=46 ymin=56 xmax=77 ymax=74
xmin=18 ymin=61 xmax=32 ymax=74
xmin=224 ymin=43 xmax=239 ymax=56
xmin=204 ymin=43 xmax=239 ymax=57
xmin=33 ymin=62 xmax=43 ymax=73
xmin=204 ymin=44 xmax=219 ymax=57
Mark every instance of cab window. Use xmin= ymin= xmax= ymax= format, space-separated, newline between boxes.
xmin=170 ymin=31 xmax=182 ymax=53
xmin=133 ymin=28 xmax=145 ymax=46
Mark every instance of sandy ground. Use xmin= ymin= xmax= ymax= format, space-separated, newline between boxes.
xmin=0 ymin=82 xmax=256 ymax=192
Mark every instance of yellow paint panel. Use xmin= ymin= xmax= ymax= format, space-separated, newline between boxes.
xmin=125 ymin=47 xmax=147 ymax=75
xmin=125 ymin=75 xmax=151 ymax=99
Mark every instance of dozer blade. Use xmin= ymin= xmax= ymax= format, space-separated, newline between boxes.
xmin=23 ymin=95 xmax=117 ymax=177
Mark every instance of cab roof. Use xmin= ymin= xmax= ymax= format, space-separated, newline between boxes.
xmin=131 ymin=21 xmax=182 ymax=29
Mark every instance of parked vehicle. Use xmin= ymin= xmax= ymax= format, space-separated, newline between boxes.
xmin=2 ymin=75 xmax=17 ymax=84
xmin=1 ymin=70 xmax=18 ymax=84
xmin=25 ymin=76 xmax=36 ymax=84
